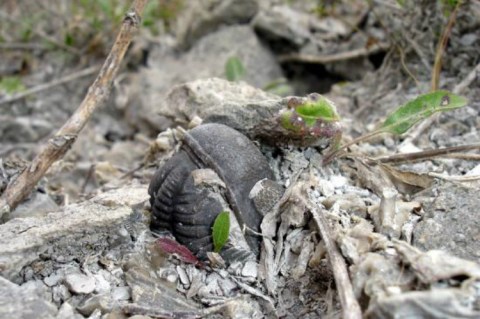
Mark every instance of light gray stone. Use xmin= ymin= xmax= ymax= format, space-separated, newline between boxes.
xmin=111 ymin=286 xmax=131 ymax=301
xmin=130 ymin=26 xmax=284 ymax=134
xmin=175 ymin=0 xmax=259 ymax=48
xmin=0 ymin=185 xmax=149 ymax=281
xmin=65 ymin=273 xmax=96 ymax=294
xmin=253 ymin=5 xmax=312 ymax=47
xmin=9 ymin=191 xmax=59 ymax=221
xmin=155 ymin=78 xmax=284 ymax=136
xmin=241 ymin=260 xmax=258 ymax=278
xmin=77 ymin=294 xmax=114 ymax=317
xmin=0 ymin=276 xmax=58 ymax=319
xmin=52 ymin=285 xmax=71 ymax=304
xmin=0 ymin=116 xmax=52 ymax=143
xmin=413 ymin=183 xmax=480 ymax=262
xmin=55 ymin=302 xmax=76 ymax=319
xmin=44 ymin=273 xmax=63 ymax=287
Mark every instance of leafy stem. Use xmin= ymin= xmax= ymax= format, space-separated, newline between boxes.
xmin=323 ymin=90 xmax=468 ymax=165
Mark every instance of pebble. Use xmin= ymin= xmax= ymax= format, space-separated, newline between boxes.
xmin=44 ymin=273 xmax=63 ymax=287
xmin=52 ymin=285 xmax=71 ymax=303
xmin=112 ymin=286 xmax=130 ymax=301
xmin=55 ymin=302 xmax=75 ymax=319
xmin=241 ymin=261 xmax=258 ymax=278
xmin=177 ymin=265 xmax=190 ymax=287
xmin=93 ymin=273 xmax=111 ymax=294
xmin=65 ymin=273 xmax=96 ymax=294
xmin=77 ymin=294 xmax=113 ymax=316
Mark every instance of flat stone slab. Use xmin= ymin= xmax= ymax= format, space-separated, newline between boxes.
xmin=0 ymin=276 xmax=58 ymax=319
xmin=413 ymin=183 xmax=480 ymax=262
xmin=0 ymin=185 xmax=149 ymax=281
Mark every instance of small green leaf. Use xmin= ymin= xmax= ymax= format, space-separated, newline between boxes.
xmin=225 ymin=56 xmax=245 ymax=82
xmin=64 ymin=33 xmax=74 ymax=46
xmin=0 ymin=76 xmax=26 ymax=95
xmin=295 ymin=96 xmax=340 ymax=124
xmin=212 ymin=211 xmax=230 ymax=253
xmin=380 ymin=90 xmax=468 ymax=135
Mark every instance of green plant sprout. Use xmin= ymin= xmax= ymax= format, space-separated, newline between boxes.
xmin=0 ymin=76 xmax=26 ymax=95
xmin=323 ymin=90 xmax=468 ymax=164
xmin=278 ymin=93 xmax=343 ymax=148
xmin=212 ymin=211 xmax=230 ymax=253
xmin=225 ymin=56 xmax=246 ymax=82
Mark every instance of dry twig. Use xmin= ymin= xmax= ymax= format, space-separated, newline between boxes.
xmin=431 ymin=3 xmax=461 ymax=91
xmin=372 ymin=143 xmax=480 ymax=164
xmin=278 ymin=42 xmax=390 ymax=64
xmin=0 ymin=65 xmax=100 ymax=106
xmin=310 ymin=206 xmax=362 ymax=319
xmin=428 ymin=172 xmax=480 ymax=182
xmin=0 ymin=0 xmax=148 ymax=220
xmin=0 ymin=42 xmax=46 ymax=50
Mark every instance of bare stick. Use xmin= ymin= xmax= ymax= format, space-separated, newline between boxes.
xmin=0 ymin=0 xmax=148 ymax=220
xmin=0 ymin=65 xmax=100 ymax=106
xmin=452 ymin=60 xmax=480 ymax=95
xmin=372 ymin=143 xmax=480 ymax=164
xmin=431 ymin=3 xmax=460 ymax=91
xmin=0 ymin=42 xmax=46 ymax=50
xmin=278 ymin=42 xmax=390 ymax=64
xmin=428 ymin=172 xmax=480 ymax=182
xmin=310 ymin=206 xmax=362 ymax=319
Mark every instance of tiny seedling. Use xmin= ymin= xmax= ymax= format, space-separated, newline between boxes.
xmin=323 ymin=90 xmax=468 ymax=164
xmin=212 ymin=211 xmax=230 ymax=253
xmin=278 ymin=94 xmax=342 ymax=148
xmin=0 ymin=76 xmax=26 ymax=95
xmin=156 ymin=237 xmax=203 ymax=267
xmin=225 ymin=56 xmax=246 ymax=82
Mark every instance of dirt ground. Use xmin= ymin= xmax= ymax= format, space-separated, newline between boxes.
xmin=1 ymin=1 xmax=480 ymax=318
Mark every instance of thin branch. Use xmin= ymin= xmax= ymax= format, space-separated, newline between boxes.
xmin=452 ymin=60 xmax=480 ymax=95
xmin=428 ymin=172 xmax=480 ymax=182
xmin=310 ymin=206 xmax=362 ymax=319
xmin=323 ymin=130 xmax=385 ymax=165
xmin=431 ymin=3 xmax=461 ymax=91
xmin=278 ymin=42 xmax=390 ymax=64
xmin=0 ymin=0 xmax=148 ymax=220
xmin=372 ymin=143 xmax=480 ymax=164
xmin=0 ymin=42 xmax=46 ymax=50
xmin=0 ymin=65 xmax=100 ymax=106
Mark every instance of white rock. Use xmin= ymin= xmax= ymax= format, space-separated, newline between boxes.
xmin=65 ymin=273 xmax=96 ymax=294
xmin=241 ymin=261 xmax=258 ymax=278
xmin=112 ymin=286 xmax=131 ymax=301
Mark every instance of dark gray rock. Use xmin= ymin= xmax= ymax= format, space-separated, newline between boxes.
xmin=175 ymin=0 xmax=259 ymax=48
xmin=253 ymin=5 xmax=312 ymax=48
xmin=413 ymin=183 xmax=480 ymax=262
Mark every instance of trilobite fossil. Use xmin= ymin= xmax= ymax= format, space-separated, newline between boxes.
xmin=149 ymin=123 xmax=276 ymax=260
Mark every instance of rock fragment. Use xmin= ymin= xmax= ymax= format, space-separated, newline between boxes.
xmin=65 ymin=273 xmax=96 ymax=294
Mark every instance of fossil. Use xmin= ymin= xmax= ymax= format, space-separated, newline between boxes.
xmin=149 ymin=123 xmax=277 ymax=260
